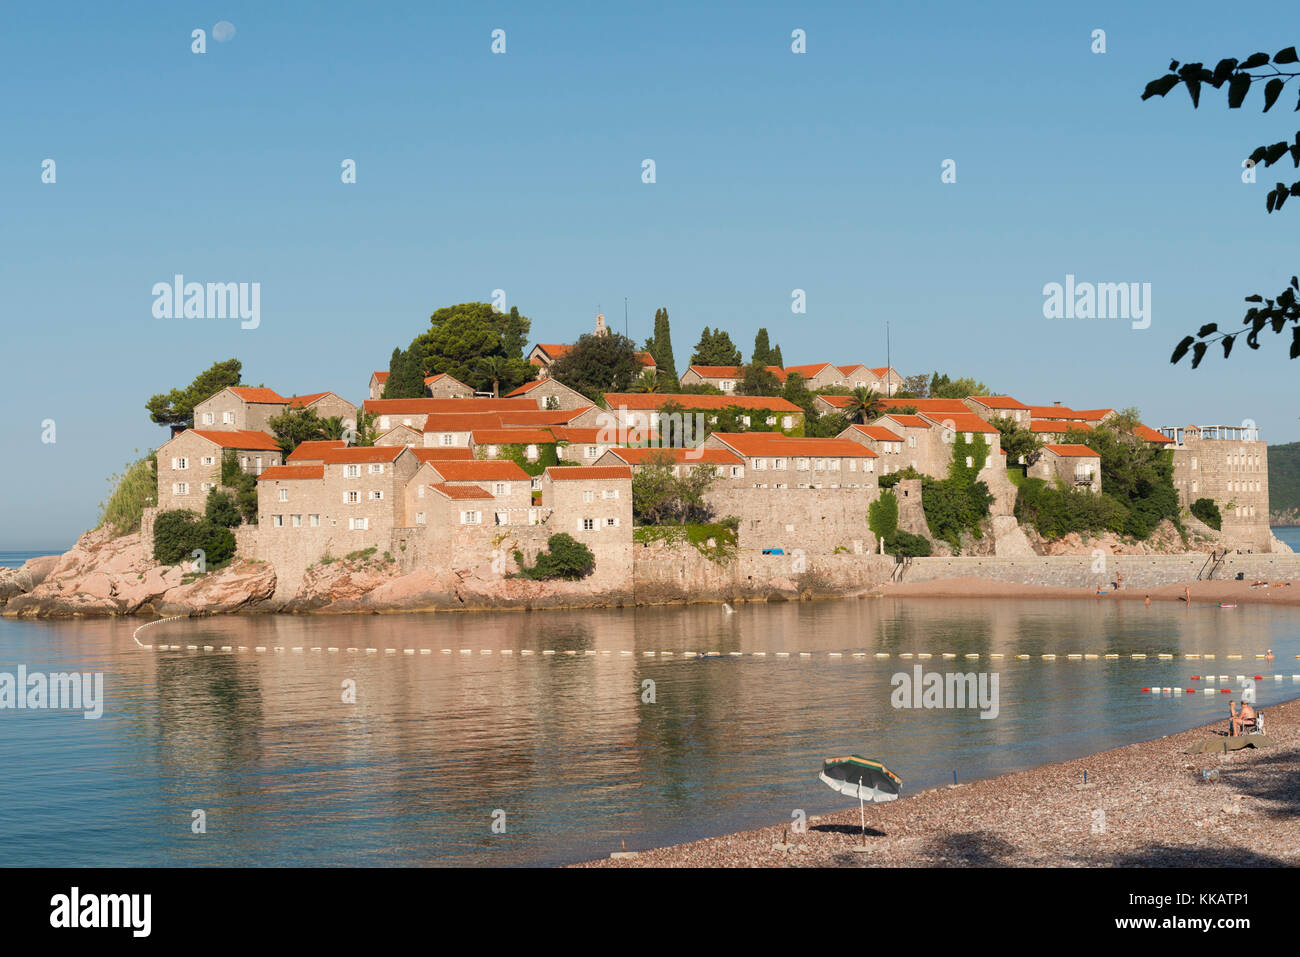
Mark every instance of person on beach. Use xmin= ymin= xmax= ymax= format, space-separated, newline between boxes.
xmin=1266 ymin=649 xmax=1274 ymax=663
xmin=1230 ymin=699 xmax=1257 ymax=736
xmin=1183 ymin=585 xmax=1191 ymax=604
xmin=1116 ymin=571 xmax=1123 ymax=591
xmin=1144 ymin=595 xmax=1150 ymax=606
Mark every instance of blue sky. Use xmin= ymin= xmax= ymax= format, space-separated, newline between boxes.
xmin=3 ymin=1 xmax=1299 ymax=549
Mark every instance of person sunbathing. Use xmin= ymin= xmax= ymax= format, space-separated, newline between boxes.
xmin=1230 ymin=700 xmax=1258 ymax=736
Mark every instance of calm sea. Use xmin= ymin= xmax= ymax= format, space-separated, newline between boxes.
xmin=1272 ymin=525 xmax=1300 ymax=551
xmin=0 ymin=550 xmax=63 ymax=570
xmin=0 ymin=598 xmax=1296 ymax=866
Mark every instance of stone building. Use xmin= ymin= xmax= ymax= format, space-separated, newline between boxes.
xmin=155 ymin=428 xmax=284 ymax=512
xmin=1028 ymin=443 xmax=1102 ymax=493
xmin=368 ymin=371 xmax=388 ymax=400
xmin=869 ymin=414 xmax=948 ymax=477
xmin=1160 ymin=423 xmax=1273 ymax=549
xmin=964 ymin=396 xmax=1031 ymax=427
xmin=193 ymin=387 xmax=355 ymax=434
xmin=702 ymin=433 xmax=879 ymax=488
xmin=405 ymin=459 xmax=534 ymax=528
xmin=599 ymin=393 xmax=805 ymax=437
xmin=836 ymin=424 xmax=907 ymax=476
xmin=1029 ymin=420 xmax=1093 ymax=445
xmin=374 ymin=423 xmax=424 ymax=447
xmin=782 ymin=363 xmax=843 ymax=391
xmin=424 ymin=373 xmax=475 ymax=398
xmin=505 ymin=377 xmax=591 ymax=410
xmin=539 ymin=465 xmax=634 ymax=586
xmin=593 ymin=446 xmax=746 ymax=481
xmin=468 ymin=429 xmax=556 ymax=464
xmin=677 ymin=365 xmax=785 ymax=394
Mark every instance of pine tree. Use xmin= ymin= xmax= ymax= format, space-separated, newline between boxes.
xmin=752 ymin=328 xmax=772 ymax=367
xmin=772 ymin=344 xmax=784 ymax=368
xmin=382 ymin=347 xmax=428 ymax=399
xmin=690 ymin=327 xmax=742 ymax=366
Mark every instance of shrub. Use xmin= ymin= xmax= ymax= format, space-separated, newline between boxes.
xmin=518 ymin=533 xmax=595 ymax=580
xmin=885 ymin=530 xmax=932 ymax=557
xmin=868 ymin=490 xmax=899 ymax=541
xmin=204 ymin=489 xmax=241 ymax=528
xmin=97 ymin=454 xmax=157 ymax=534
xmin=1014 ymin=478 xmax=1128 ymax=539
xmin=152 ymin=509 xmax=237 ymax=568
xmin=1191 ymin=497 xmax=1222 ymax=531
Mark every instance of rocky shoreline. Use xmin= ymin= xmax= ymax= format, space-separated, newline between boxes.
xmin=575 ymin=697 xmax=1300 ymax=867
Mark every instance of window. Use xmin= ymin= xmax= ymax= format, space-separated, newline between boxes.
xmin=495 ymin=511 xmax=508 ymax=526
xmin=278 ymin=488 xmax=289 ymax=502
xmin=796 ymin=458 xmax=809 ymax=471
xmin=344 ymin=464 xmax=361 ymax=478
xmin=222 ymin=411 xmax=234 ymax=424
xmin=369 ymin=463 xmax=384 ymax=474
xmin=813 ymin=459 xmax=824 ymax=471
xmin=418 ymin=486 xmax=425 ymax=499
xmin=200 ymin=482 xmax=213 ymax=492
xmin=782 ymin=416 xmax=793 ymax=429
xmin=730 ymin=466 xmax=743 ymax=478
xmin=441 ymin=434 xmax=454 ymax=447
xmin=461 ymin=511 xmax=481 ymax=525
xmin=487 ymin=446 xmax=498 ymax=457
xmin=349 ymin=517 xmax=370 ymax=530
xmin=965 ymin=433 xmax=973 ymax=442
xmin=309 ymin=514 xmax=320 ymax=527
xmin=583 ymin=490 xmax=595 ymax=503
xmin=202 ymin=412 xmax=214 ymax=424
xmin=201 ymin=456 xmax=214 ymax=466
xmin=531 ymin=477 xmax=541 ymax=491
xmin=849 ymin=460 xmax=857 ymax=472
xmin=773 ymin=458 xmax=786 ymax=470
xmin=173 ymin=482 xmax=189 ymax=495
xmin=965 ymin=456 xmax=974 ymax=468
xmin=526 ymin=445 xmax=538 ymax=460
xmin=741 ymin=416 xmax=751 ymax=427
xmin=721 ymin=380 xmax=734 ymax=391
xmin=586 ymin=446 xmax=597 ymax=458
xmin=415 ymin=512 xmax=426 ymax=525
xmin=766 ymin=416 xmax=776 ymax=426
xmin=606 ymin=517 xmax=619 ymax=527
xmin=830 ymin=459 xmax=840 ymax=470
xmin=602 ymin=489 xmax=618 ymax=499
xmin=582 ymin=518 xmax=595 ymax=531
xmin=754 ymin=458 xmax=766 ymax=470
xmin=1191 ymin=457 xmax=1198 ymax=470
xmin=908 ymin=435 xmax=917 ymax=448
xmin=494 ymin=482 xmax=510 ymax=496
xmin=272 ymin=514 xmax=284 ymax=527
xmin=345 ymin=490 xmax=360 ymax=504
xmin=291 ymin=514 xmax=302 ymax=527
xmin=369 ymin=490 xmax=384 ymax=501
xmin=173 ymin=457 xmax=189 ymax=470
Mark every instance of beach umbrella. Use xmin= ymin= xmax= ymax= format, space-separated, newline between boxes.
xmin=818 ymin=755 xmax=902 ymax=846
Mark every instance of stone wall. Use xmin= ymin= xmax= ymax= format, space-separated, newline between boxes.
xmin=896 ymin=553 xmax=1300 ymax=588
xmin=703 ymin=486 xmax=878 ymax=555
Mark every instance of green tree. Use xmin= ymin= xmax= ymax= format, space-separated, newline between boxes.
xmin=736 ymin=362 xmax=783 ymax=396
xmin=477 ymin=355 xmax=513 ymax=398
xmin=152 ymin=509 xmax=237 ymax=568
xmin=1191 ymin=497 xmax=1223 ymax=530
xmin=320 ymin=416 xmax=347 ymax=440
xmin=990 ymin=415 xmax=1043 ymax=466
xmin=145 ymin=358 xmax=242 ymax=429
xmin=352 ymin=410 xmax=380 ymax=447
xmin=631 ymin=451 xmax=680 ymax=524
xmin=97 ymin=453 xmax=157 ymax=534
xmin=630 ymin=369 xmax=663 ymax=393
xmin=518 ymin=533 xmax=596 ymax=580
xmin=643 ymin=307 xmax=678 ymax=381
xmin=409 ymin=302 xmax=534 ymax=394
xmin=690 ymin=326 xmax=742 ymax=366
xmin=868 ymin=490 xmax=899 ymax=541
xmin=549 ymin=332 xmax=639 ymax=400
xmin=204 ymin=488 xmax=242 ymax=528
xmin=381 ymin=346 xmax=428 ymax=399
xmin=751 ymin=328 xmax=783 ymax=368
xmin=221 ymin=451 xmax=259 ymax=523
xmin=1140 ymin=46 xmax=1300 ymax=363
xmin=268 ymin=407 xmax=329 ymax=454
xmin=771 ymin=344 xmax=784 ymax=367
xmin=929 ymin=372 xmax=991 ymax=399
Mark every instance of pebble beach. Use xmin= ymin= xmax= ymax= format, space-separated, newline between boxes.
xmin=576 ymin=697 xmax=1300 ymax=867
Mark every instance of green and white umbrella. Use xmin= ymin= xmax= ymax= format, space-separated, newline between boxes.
xmin=818 ymin=755 xmax=902 ymax=845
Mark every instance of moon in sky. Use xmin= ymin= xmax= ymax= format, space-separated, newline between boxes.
xmin=212 ymin=21 xmax=236 ymax=42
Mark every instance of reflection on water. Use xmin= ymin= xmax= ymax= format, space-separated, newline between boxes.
xmin=0 ymin=598 xmax=1297 ymax=866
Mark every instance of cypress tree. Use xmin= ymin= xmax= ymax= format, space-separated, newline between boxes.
xmin=646 ymin=307 xmax=678 ymax=380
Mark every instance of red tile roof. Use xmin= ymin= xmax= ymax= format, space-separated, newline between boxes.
xmin=708 ymin=433 xmax=878 ymax=458
xmin=1029 ymin=419 xmax=1093 ymax=434
xmin=531 ymin=344 xmax=572 ymax=361
xmin=877 ymin=414 xmax=931 ymax=429
xmin=411 ymin=448 xmax=475 ymax=463
xmin=603 ymin=393 xmax=802 ymax=412
xmin=498 ymin=408 xmax=594 ymax=425
xmin=636 ymin=352 xmax=657 ymax=367
xmin=189 ymin=429 xmax=283 ymax=451
xmin=285 ymin=392 xmax=333 ymax=408
xmin=870 ymin=367 xmax=899 ymax=378
xmin=967 ymin=396 xmax=1027 ymax=410
xmin=371 ymin=371 xmax=389 ymax=383
xmin=421 ymin=412 xmax=510 ymax=432
xmin=919 ymin=412 xmax=1000 ymax=434
xmin=846 ymin=425 xmax=904 ymax=442
xmin=427 ymin=460 xmax=530 ymax=482
xmin=1131 ymin=424 xmax=1171 ymax=444
xmin=600 ymin=447 xmax=744 ymax=466
xmin=883 ymin=398 xmax=970 ymax=414
xmin=505 ymin=379 xmax=546 ymax=396
xmin=428 ymin=482 xmax=494 ymax=500
xmin=1043 ymin=443 xmax=1098 ymax=458
xmin=1026 ymin=405 xmax=1082 ymax=420
xmin=547 ymin=426 xmax=656 ymax=444
xmin=227 ymin=386 xmax=287 ymax=404
xmin=470 ymin=429 xmax=556 ymax=445
xmin=319 ymin=446 xmax=406 ymax=464
xmin=545 ymin=466 xmax=633 ymax=481
xmin=783 ymin=363 xmax=835 ymax=379
xmin=1072 ymin=409 xmax=1114 ymax=422
xmin=287 ymin=440 xmax=347 ymax=461
xmin=363 ymin=398 xmax=538 ymax=415
xmin=257 ymin=465 xmax=325 ymax=482
xmin=686 ymin=365 xmax=787 ymax=381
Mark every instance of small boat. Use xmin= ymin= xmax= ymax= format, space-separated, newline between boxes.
xmin=1218 ymin=603 xmax=1237 ymax=609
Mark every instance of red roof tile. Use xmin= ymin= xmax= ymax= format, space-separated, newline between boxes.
xmin=319 ymin=446 xmax=406 ymax=464
xmin=877 ymin=414 xmax=931 ymax=429
xmin=1131 ymin=424 xmax=1171 ymax=444
xmin=783 ymin=363 xmax=835 ymax=379
xmin=919 ymin=412 xmax=1000 ymax=434
xmin=428 ymin=482 xmax=494 ymax=500
xmin=285 ymin=392 xmax=332 ymax=408
xmin=545 ymin=466 xmax=633 ymax=481
xmin=846 ymin=425 xmax=904 ymax=442
xmin=188 ymin=429 xmax=283 ymax=451
xmin=257 ymin=465 xmax=324 ymax=482
xmin=603 ymin=393 xmax=802 ymax=412
xmin=1029 ymin=419 xmax=1093 ymax=434
xmin=227 ymin=387 xmax=287 ymax=404
xmin=967 ymin=396 xmax=1027 ymax=410
xmin=427 ymin=460 xmax=530 ymax=482
xmin=600 ymin=447 xmax=744 ymax=466
xmin=371 ymin=371 xmax=389 ymax=383
xmin=1043 ymin=443 xmax=1098 ymax=458
xmin=708 ymin=433 xmax=878 ymax=458
xmin=498 ymin=408 xmax=593 ymax=425
xmin=286 ymin=440 xmax=347 ymax=461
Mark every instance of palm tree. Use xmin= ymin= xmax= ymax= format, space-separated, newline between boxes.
xmin=320 ymin=416 xmax=346 ymax=440
xmin=631 ymin=370 xmax=662 ymax=393
xmin=844 ymin=387 xmax=885 ymax=425
xmin=477 ymin=356 xmax=513 ymax=398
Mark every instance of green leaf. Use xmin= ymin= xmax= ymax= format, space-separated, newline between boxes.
xmin=1227 ymin=73 xmax=1251 ymax=108
xmin=1141 ymin=75 xmax=1181 ymax=100
xmin=1265 ymin=141 xmax=1289 ymax=166
xmin=1240 ymin=52 xmax=1271 ymax=69
xmin=1196 ymin=323 xmax=1218 ymax=337
xmin=1190 ymin=342 xmax=1208 ymax=368
xmin=1212 ymin=58 xmax=1238 ymax=85
xmin=1222 ymin=335 xmax=1236 ymax=358
xmin=1170 ymin=336 xmax=1195 ymax=364
xmin=1263 ymin=77 xmax=1284 ymax=112
xmin=1275 ymin=46 xmax=1299 ymax=64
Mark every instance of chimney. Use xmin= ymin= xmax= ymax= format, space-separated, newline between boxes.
xmin=1053 ymin=400 xmax=1062 ymax=407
